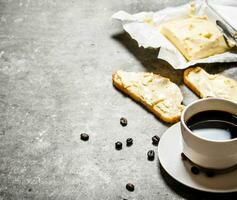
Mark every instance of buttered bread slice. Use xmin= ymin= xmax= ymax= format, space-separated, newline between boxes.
xmin=112 ymin=71 xmax=184 ymax=123
xmin=160 ymin=16 xmax=234 ymax=61
xmin=184 ymin=67 xmax=237 ymax=103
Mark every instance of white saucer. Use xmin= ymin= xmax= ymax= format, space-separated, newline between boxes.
xmin=158 ymin=122 xmax=237 ymax=193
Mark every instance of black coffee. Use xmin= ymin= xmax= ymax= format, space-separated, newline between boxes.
xmin=186 ymin=111 xmax=237 ymax=141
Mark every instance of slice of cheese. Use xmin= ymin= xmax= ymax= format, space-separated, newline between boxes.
xmin=184 ymin=67 xmax=237 ymax=103
xmin=160 ymin=16 xmax=233 ymax=61
xmin=112 ymin=71 xmax=184 ymax=123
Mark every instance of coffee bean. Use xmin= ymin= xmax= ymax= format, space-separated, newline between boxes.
xmin=80 ymin=133 xmax=89 ymax=141
xmin=181 ymin=152 xmax=187 ymax=160
xmin=126 ymin=138 xmax=133 ymax=146
xmin=206 ymin=170 xmax=215 ymax=177
xmin=152 ymin=135 xmax=160 ymax=146
xmin=147 ymin=150 xmax=155 ymax=161
xmin=115 ymin=141 xmax=122 ymax=150
xmin=191 ymin=166 xmax=200 ymax=175
xmin=120 ymin=117 xmax=128 ymax=127
xmin=126 ymin=183 xmax=135 ymax=192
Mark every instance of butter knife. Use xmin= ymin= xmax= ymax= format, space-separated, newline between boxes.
xmin=205 ymin=0 xmax=237 ymax=46
xmin=216 ymin=20 xmax=237 ymax=47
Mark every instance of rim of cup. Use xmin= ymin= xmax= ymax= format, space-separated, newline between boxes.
xmin=181 ymin=98 xmax=237 ymax=143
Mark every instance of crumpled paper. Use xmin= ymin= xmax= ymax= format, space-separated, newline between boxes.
xmin=112 ymin=0 xmax=237 ymax=69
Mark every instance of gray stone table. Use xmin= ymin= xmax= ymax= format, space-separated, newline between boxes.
xmin=0 ymin=0 xmax=237 ymax=199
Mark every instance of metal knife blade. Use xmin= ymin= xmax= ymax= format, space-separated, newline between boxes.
xmin=216 ymin=20 xmax=237 ymax=47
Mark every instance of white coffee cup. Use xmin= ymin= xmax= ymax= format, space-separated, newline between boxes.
xmin=181 ymin=98 xmax=237 ymax=170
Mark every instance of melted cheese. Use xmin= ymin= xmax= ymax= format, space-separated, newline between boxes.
xmin=187 ymin=67 xmax=237 ymax=103
xmin=160 ymin=16 xmax=234 ymax=61
xmin=116 ymin=71 xmax=184 ymax=117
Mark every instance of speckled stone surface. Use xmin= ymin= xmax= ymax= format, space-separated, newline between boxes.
xmin=0 ymin=0 xmax=236 ymax=199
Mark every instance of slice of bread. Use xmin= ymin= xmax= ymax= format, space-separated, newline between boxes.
xmin=184 ymin=67 xmax=237 ymax=103
xmin=112 ymin=71 xmax=184 ymax=123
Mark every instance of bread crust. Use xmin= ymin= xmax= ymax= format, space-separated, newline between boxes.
xmin=183 ymin=67 xmax=204 ymax=98
xmin=112 ymin=71 xmax=182 ymax=123
xmin=184 ymin=67 xmax=237 ymax=103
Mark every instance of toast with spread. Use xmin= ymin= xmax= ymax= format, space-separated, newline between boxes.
xmin=184 ymin=67 xmax=237 ymax=103
xmin=112 ymin=71 xmax=184 ymax=123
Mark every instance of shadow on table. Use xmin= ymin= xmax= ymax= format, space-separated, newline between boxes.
xmin=112 ymin=32 xmax=183 ymax=86
xmin=112 ymin=32 xmax=237 ymax=83
xmin=159 ymin=163 xmax=237 ymax=200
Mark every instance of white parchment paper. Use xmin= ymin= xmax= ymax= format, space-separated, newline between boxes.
xmin=112 ymin=0 xmax=237 ymax=69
